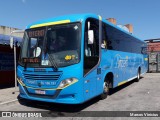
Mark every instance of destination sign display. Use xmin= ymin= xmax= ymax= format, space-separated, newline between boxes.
xmin=23 ymin=58 xmax=40 ymax=63
xmin=28 ymin=29 xmax=45 ymax=38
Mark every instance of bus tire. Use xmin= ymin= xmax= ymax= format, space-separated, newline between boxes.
xmin=135 ymin=69 xmax=141 ymax=82
xmin=100 ymin=80 xmax=110 ymax=100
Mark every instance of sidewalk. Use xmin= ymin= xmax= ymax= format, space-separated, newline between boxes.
xmin=0 ymin=87 xmax=19 ymax=105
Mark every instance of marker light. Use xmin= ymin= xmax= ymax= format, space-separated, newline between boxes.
xmin=17 ymin=76 xmax=25 ymax=86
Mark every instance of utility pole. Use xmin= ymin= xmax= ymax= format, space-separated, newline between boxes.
xmin=10 ymin=30 xmax=24 ymax=94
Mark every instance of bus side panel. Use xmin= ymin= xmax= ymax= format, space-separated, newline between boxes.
xmin=101 ymin=50 xmax=147 ymax=88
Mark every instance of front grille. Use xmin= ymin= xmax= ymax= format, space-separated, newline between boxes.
xmin=23 ymin=72 xmax=62 ymax=81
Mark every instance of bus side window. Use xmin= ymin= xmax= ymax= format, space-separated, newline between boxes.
xmin=101 ymin=23 xmax=107 ymax=49
xmin=102 ymin=23 xmax=113 ymax=50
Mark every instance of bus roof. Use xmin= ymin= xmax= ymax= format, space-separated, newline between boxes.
xmin=26 ymin=13 xmax=145 ymax=43
xmin=27 ymin=13 xmax=99 ymax=29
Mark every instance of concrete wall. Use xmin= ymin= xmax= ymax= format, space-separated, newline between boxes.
xmin=0 ymin=25 xmax=23 ymax=37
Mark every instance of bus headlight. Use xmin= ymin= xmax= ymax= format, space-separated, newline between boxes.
xmin=57 ymin=78 xmax=78 ymax=89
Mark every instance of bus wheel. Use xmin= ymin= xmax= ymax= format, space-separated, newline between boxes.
xmin=135 ymin=69 xmax=140 ymax=82
xmin=100 ymin=80 xmax=109 ymax=100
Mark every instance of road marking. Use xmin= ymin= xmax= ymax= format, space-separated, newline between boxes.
xmin=0 ymin=99 xmax=18 ymax=105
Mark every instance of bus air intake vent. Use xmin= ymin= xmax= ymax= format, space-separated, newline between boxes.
xmin=23 ymin=73 xmax=62 ymax=81
xmin=34 ymin=68 xmax=46 ymax=72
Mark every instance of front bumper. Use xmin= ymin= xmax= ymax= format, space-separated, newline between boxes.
xmin=18 ymin=81 xmax=83 ymax=104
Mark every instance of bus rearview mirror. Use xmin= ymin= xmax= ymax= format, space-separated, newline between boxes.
xmin=88 ymin=22 xmax=90 ymax=30
xmin=10 ymin=37 xmax=14 ymax=49
xmin=88 ymin=30 xmax=94 ymax=44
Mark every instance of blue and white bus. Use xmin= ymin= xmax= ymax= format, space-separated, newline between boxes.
xmin=17 ymin=14 xmax=148 ymax=104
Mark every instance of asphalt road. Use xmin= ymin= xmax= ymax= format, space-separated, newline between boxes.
xmin=0 ymin=73 xmax=160 ymax=120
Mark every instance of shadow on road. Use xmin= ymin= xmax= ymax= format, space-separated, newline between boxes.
xmin=18 ymin=95 xmax=100 ymax=113
xmin=18 ymin=77 xmax=143 ymax=114
xmin=109 ymin=77 xmax=143 ymax=95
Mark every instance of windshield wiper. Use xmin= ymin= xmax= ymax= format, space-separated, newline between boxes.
xmin=43 ymin=27 xmax=58 ymax=71
xmin=48 ymin=54 xmax=58 ymax=71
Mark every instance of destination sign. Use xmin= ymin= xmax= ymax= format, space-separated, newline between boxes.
xmin=28 ymin=29 xmax=45 ymax=38
xmin=23 ymin=58 xmax=40 ymax=63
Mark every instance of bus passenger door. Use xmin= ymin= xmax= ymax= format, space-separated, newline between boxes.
xmin=83 ymin=18 xmax=101 ymax=100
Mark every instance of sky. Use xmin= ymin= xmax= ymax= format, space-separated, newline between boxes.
xmin=0 ymin=0 xmax=160 ymax=40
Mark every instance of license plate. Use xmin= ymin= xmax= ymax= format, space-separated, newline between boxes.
xmin=35 ymin=90 xmax=46 ymax=95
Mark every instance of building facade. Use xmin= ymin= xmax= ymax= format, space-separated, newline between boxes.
xmin=0 ymin=26 xmax=22 ymax=88
xmin=145 ymin=39 xmax=160 ymax=72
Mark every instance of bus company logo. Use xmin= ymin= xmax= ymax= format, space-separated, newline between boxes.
xmin=26 ymin=80 xmax=37 ymax=85
xmin=118 ymin=59 xmax=128 ymax=68
xmin=26 ymin=80 xmax=57 ymax=86
xmin=114 ymin=54 xmax=128 ymax=68
xmin=2 ymin=112 xmax=11 ymax=117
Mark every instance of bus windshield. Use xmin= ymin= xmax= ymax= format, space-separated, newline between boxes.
xmin=19 ymin=23 xmax=81 ymax=68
